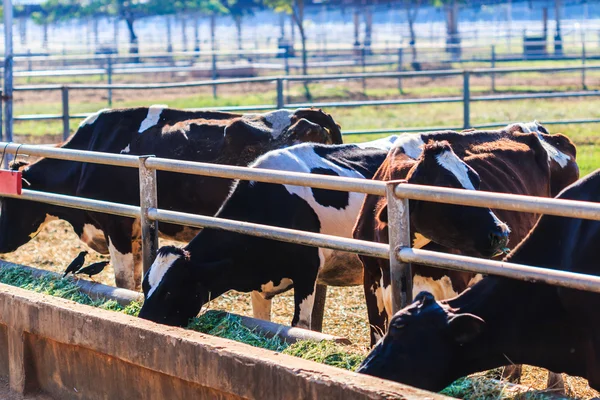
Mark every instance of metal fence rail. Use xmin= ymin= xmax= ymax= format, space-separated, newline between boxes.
xmin=2 ymin=142 xmax=600 ymax=320
xmin=7 ymin=64 xmax=600 ymax=141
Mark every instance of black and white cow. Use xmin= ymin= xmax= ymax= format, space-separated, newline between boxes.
xmin=0 ymin=106 xmax=342 ymax=290
xmin=138 ymin=137 xmax=509 ymax=328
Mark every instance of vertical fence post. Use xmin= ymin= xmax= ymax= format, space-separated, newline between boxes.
xmin=276 ymin=78 xmax=284 ymax=109
xmin=4 ymin=0 xmax=14 ymax=158
xmin=491 ymin=44 xmax=496 ymax=92
xmin=212 ymin=52 xmax=218 ymax=99
xmin=361 ymin=46 xmax=367 ymax=93
xmin=139 ymin=155 xmax=159 ymax=277
xmin=61 ymin=86 xmax=70 ymax=141
xmin=107 ymin=55 xmax=113 ymax=107
xmin=0 ymin=90 xmax=3 ymax=151
xmin=386 ymin=181 xmax=412 ymax=314
xmin=463 ymin=70 xmax=471 ymax=130
xmin=397 ymin=48 xmax=403 ymax=94
xmin=582 ymin=41 xmax=587 ymax=90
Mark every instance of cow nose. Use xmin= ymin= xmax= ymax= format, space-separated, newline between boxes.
xmin=489 ymin=229 xmax=509 ymax=250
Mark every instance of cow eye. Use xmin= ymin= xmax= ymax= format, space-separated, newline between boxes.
xmin=391 ymin=321 xmax=405 ymax=330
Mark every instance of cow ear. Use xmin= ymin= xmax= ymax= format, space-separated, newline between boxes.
xmin=448 ymin=313 xmax=485 ymax=344
xmin=285 ymin=119 xmax=331 ymax=144
xmin=9 ymin=160 xmax=29 ymax=171
xmin=376 ymin=204 xmax=388 ymax=224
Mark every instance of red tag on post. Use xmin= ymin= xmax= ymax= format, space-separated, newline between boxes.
xmin=0 ymin=170 xmax=22 ymax=195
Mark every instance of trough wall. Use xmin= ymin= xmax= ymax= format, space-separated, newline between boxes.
xmin=0 ymin=283 xmax=447 ymax=400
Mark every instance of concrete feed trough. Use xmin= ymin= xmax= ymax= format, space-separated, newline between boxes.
xmin=0 ymin=283 xmax=447 ymax=399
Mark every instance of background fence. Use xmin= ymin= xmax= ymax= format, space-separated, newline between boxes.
xmin=4 ymin=63 xmax=600 ymax=142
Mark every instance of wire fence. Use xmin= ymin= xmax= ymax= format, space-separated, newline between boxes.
xmin=6 ymin=64 xmax=600 ymax=142
xmin=1 ymin=142 xmax=600 ymax=315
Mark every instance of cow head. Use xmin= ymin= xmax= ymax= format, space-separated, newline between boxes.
xmin=506 ymin=121 xmax=579 ymax=197
xmin=139 ymin=245 xmax=231 ymax=326
xmin=221 ymin=108 xmax=342 ymax=165
xmin=384 ymin=141 xmax=510 ymax=257
xmin=357 ymin=291 xmax=485 ymax=391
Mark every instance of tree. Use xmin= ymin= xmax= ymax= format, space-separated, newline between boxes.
xmin=262 ymin=0 xmax=311 ymax=99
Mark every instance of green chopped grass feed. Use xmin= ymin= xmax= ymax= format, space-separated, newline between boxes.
xmin=188 ymin=310 xmax=289 ymax=352
xmin=0 ymin=266 xmax=142 ymax=316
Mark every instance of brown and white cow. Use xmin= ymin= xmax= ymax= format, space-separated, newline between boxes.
xmin=357 ymin=170 xmax=600 ymax=393
xmin=353 ymin=122 xmax=578 ymax=346
xmin=0 ymin=106 xmax=342 ymax=291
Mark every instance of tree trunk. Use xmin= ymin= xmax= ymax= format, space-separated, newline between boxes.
xmin=364 ymin=6 xmax=372 ymax=51
xmin=234 ymin=15 xmax=243 ymax=51
xmin=113 ymin=18 xmax=119 ymax=53
xmin=19 ymin=17 xmax=26 ymax=46
xmin=292 ymin=0 xmax=311 ymax=100
xmin=405 ymin=0 xmax=421 ymax=66
xmin=445 ymin=0 xmax=461 ymax=61
xmin=193 ymin=15 xmax=200 ymax=52
xmin=210 ymin=14 xmax=217 ymax=51
xmin=181 ymin=17 xmax=188 ymax=52
xmin=290 ymin=14 xmax=295 ymax=44
xmin=93 ymin=17 xmax=99 ymax=47
xmin=353 ymin=9 xmax=360 ymax=47
xmin=166 ymin=16 xmax=173 ymax=53
xmin=125 ymin=16 xmax=139 ymax=57
xmin=43 ymin=22 xmax=48 ymax=50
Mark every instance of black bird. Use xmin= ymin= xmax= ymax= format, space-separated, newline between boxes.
xmin=63 ymin=251 xmax=88 ymax=277
xmin=75 ymin=261 xmax=109 ymax=279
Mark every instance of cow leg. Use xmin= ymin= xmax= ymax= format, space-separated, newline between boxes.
xmin=250 ymin=291 xmax=272 ymax=321
xmin=292 ymin=281 xmax=317 ymax=330
xmin=107 ymin=235 xmax=137 ymax=291
xmin=310 ymin=284 xmax=327 ymax=332
xmin=363 ymin=264 xmax=388 ymax=347
xmin=130 ymin=218 xmax=144 ymax=291
xmin=546 ymin=372 xmax=565 ymax=394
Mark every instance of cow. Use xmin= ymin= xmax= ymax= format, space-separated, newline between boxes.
xmin=138 ymin=137 xmax=509 ymax=329
xmin=357 ymin=170 xmax=600 ymax=393
xmin=0 ymin=106 xmax=343 ymax=291
xmin=353 ymin=122 xmax=578 ymax=347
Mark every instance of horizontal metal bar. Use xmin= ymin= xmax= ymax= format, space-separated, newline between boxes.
xmin=149 ymin=208 xmax=390 ymax=260
xmin=398 ymin=248 xmax=600 ymax=294
xmin=472 ymin=91 xmax=600 ymax=102
xmin=144 ymin=158 xmax=387 ymax=196
xmin=2 ymin=189 xmax=139 ymax=219
xmin=472 ymin=64 xmax=600 ymax=75
xmin=288 ymin=97 xmax=463 ymax=109
xmin=0 ymin=142 xmax=139 ymax=168
xmin=10 ymin=63 xmax=600 ymax=92
xmin=393 ymin=183 xmax=600 ymax=221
